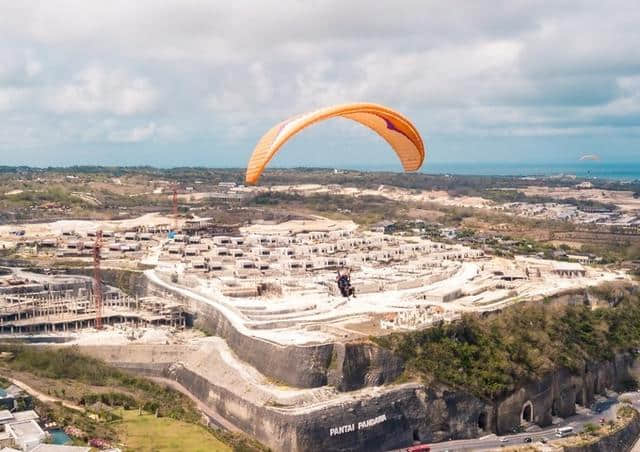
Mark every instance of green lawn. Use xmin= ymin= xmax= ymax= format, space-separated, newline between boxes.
xmin=115 ymin=409 xmax=231 ymax=452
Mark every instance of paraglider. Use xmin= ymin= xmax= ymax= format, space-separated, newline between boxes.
xmin=245 ymin=102 xmax=425 ymax=185
xmin=336 ymin=268 xmax=355 ymax=298
xmin=579 ymin=154 xmax=601 ymax=161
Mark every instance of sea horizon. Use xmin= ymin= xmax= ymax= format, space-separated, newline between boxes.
xmin=3 ymin=161 xmax=640 ymax=182
xmin=348 ymin=161 xmax=640 ymax=181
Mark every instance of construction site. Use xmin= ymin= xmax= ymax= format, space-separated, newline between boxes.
xmin=0 ymin=264 xmax=187 ymax=334
xmin=0 ymin=211 xmax=623 ymax=341
xmin=0 ymin=194 xmax=633 ymax=451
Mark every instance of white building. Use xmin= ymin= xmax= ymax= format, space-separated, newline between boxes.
xmin=6 ymin=420 xmax=45 ymax=451
xmin=32 ymin=444 xmax=90 ymax=451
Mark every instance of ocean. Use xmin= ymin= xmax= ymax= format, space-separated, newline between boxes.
xmin=349 ymin=162 xmax=640 ymax=181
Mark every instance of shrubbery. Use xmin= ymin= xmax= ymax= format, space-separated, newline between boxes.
xmin=374 ymin=287 xmax=640 ymax=400
xmin=0 ymin=345 xmax=199 ymax=422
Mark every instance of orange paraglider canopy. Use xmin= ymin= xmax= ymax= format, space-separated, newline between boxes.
xmin=245 ymin=102 xmax=425 ymax=185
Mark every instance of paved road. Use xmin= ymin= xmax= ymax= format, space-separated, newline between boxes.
xmin=392 ymin=392 xmax=640 ymax=452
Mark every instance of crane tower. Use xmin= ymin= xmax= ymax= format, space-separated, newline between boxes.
xmin=93 ymin=230 xmax=103 ymax=330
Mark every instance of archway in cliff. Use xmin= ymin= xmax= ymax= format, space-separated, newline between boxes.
xmin=575 ymin=390 xmax=584 ymax=406
xmin=551 ymin=399 xmax=558 ymax=417
xmin=413 ymin=429 xmax=420 ymax=442
xmin=478 ymin=412 xmax=488 ymax=431
xmin=521 ymin=401 xmax=533 ymax=424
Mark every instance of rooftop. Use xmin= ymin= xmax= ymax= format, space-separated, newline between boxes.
xmin=11 ymin=410 xmax=39 ymax=423
xmin=32 ymin=446 xmax=91 ymax=452
xmin=7 ymin=419 xmax=44 ymax=438
xmin=552 ymin=261 xmax=586 ymax=271
xmin=0 ymin=410 xmax=12 ymax=423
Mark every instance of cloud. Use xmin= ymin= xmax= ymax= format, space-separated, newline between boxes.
xmin=0 ymin=0 xmax=639 ymax=165
xmin=108 ymin=122 xmax=157 ymax=143
xmin=0 ymin=87 xmax=29 ymax=111
xmin=45 ymin=66 xmax=157 ymax=115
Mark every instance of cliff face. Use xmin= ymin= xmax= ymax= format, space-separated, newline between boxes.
xmin=147 ymin=275 xmax=404 ymax=390
xmin=79 ymin=344 xmax=491 ymax=452
xmin=125 ymin=362 xmax=491 ymax=452
xmin=496 ymin=354 xmax=635 ymax=434
xmin=292 ymin=385 xmax=491 ymax=452
xmin=328 ymin=343 xmax=405 ymax=392
xmin=114 ymin=273 xmax=640 ymax=450
xmin=77 ymin=268 xmax=148 ymax=296
xmin=78 ymin=343 xmax=639 ymax=452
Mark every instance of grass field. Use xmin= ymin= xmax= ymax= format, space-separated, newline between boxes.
xmin=115 ymin=409 xmax=231 ymax=452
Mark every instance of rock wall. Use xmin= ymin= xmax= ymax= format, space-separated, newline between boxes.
xmin=77 ymin=343 xmax=639 ymax=452
xmin=148 ymin=278 xmax=333 ymax=388
xmin=69 ymin=268 xmax=148 ymax=296
xmin=79 ymin=344 xmax=490 ymax=452
xmin=147 ymin=275 xmax=402 ymax=390
xmin=496 ymin=353 xmax=635 ymax=434
xmin=328 ymin=342 xmax=404 ymax=392
xmin=113 ymin=362 xmax=490 ymax=452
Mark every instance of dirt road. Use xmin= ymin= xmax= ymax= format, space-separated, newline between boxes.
xmin=7 ymin=376 xmax=85 ymax=412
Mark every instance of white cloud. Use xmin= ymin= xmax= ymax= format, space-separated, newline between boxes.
xmin=0 ymin=0 xmax=639 ymax=163
xmin=25 ymin=59 xmax=42 ymax=78
xmin=0 ymin=87 xmax=29 ymax=111
xmin=106 ymin=122 xmax=183 ymax=143
xmin=45 ymin=66 xmax=157 ymax=115
xmin=108 ymin=122 xmax=157 ymax=143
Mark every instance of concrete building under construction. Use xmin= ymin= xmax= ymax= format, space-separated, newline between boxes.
xmin=0 ymin=271 xmax=186 ymax=334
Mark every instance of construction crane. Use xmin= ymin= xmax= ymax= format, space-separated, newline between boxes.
xmin=93 ymin=230 xmax=103 ymax=330
xmin=172 ymin=185 xmax=178 ymax=232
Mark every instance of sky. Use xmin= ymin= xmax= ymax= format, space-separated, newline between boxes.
xmin=0 ymin=0 xmax=639 ymax=169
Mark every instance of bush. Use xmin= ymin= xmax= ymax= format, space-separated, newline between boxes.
xmin=374 ymin=286 xmax=640 ymax=400
xmin=0 ymin=345 xmax=199 ymax=422
xmin=81 ymin=392 xmax=137 ymax=409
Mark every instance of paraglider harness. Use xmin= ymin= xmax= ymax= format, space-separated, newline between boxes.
xmin=336 ymin=268 xmax=355 ymax=298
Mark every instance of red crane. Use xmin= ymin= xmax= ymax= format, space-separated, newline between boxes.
xmin=172 ymin=185 xmax=178 ymax=232
xmin=93 ymin=230 xmax=103 ymax=330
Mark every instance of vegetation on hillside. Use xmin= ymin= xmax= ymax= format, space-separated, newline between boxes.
xmin=374 ymin=286 xmax=640 ymax=400
xmin=2 ymin=345 xmax=199 ymax=421
xmin=0 ymin=346 xmax=269 ymax=451
xmin=248 ymin=191 xmax=403 ymax=225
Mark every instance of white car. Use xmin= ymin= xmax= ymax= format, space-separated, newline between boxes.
xmin=499 ymin=438 xmax=509 ymax=442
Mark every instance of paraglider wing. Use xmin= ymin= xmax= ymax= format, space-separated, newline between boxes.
xmin=245 ymin=103 xmax=425 ymax=185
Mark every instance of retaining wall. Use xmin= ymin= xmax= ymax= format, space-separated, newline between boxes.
xmin=146 ymin=274 xmax=403 ymax=390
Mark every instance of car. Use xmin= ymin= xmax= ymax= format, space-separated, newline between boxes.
xmin=406 ymin=445 xmax=430 ymax=452
xmin=499 ymin=437 xmax=509 ymax=442
xmin=524 ymin=437 xmax=532 ymax=443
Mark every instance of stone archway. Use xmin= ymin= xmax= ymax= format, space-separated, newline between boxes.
xmin=521 ymin=401 xmax=534 ymax=424
xmin=478 ymin=412 xmax=488 ymax=431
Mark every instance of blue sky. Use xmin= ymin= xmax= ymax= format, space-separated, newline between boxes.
xmin=0 ymin=1 xmax=639 ymax=168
